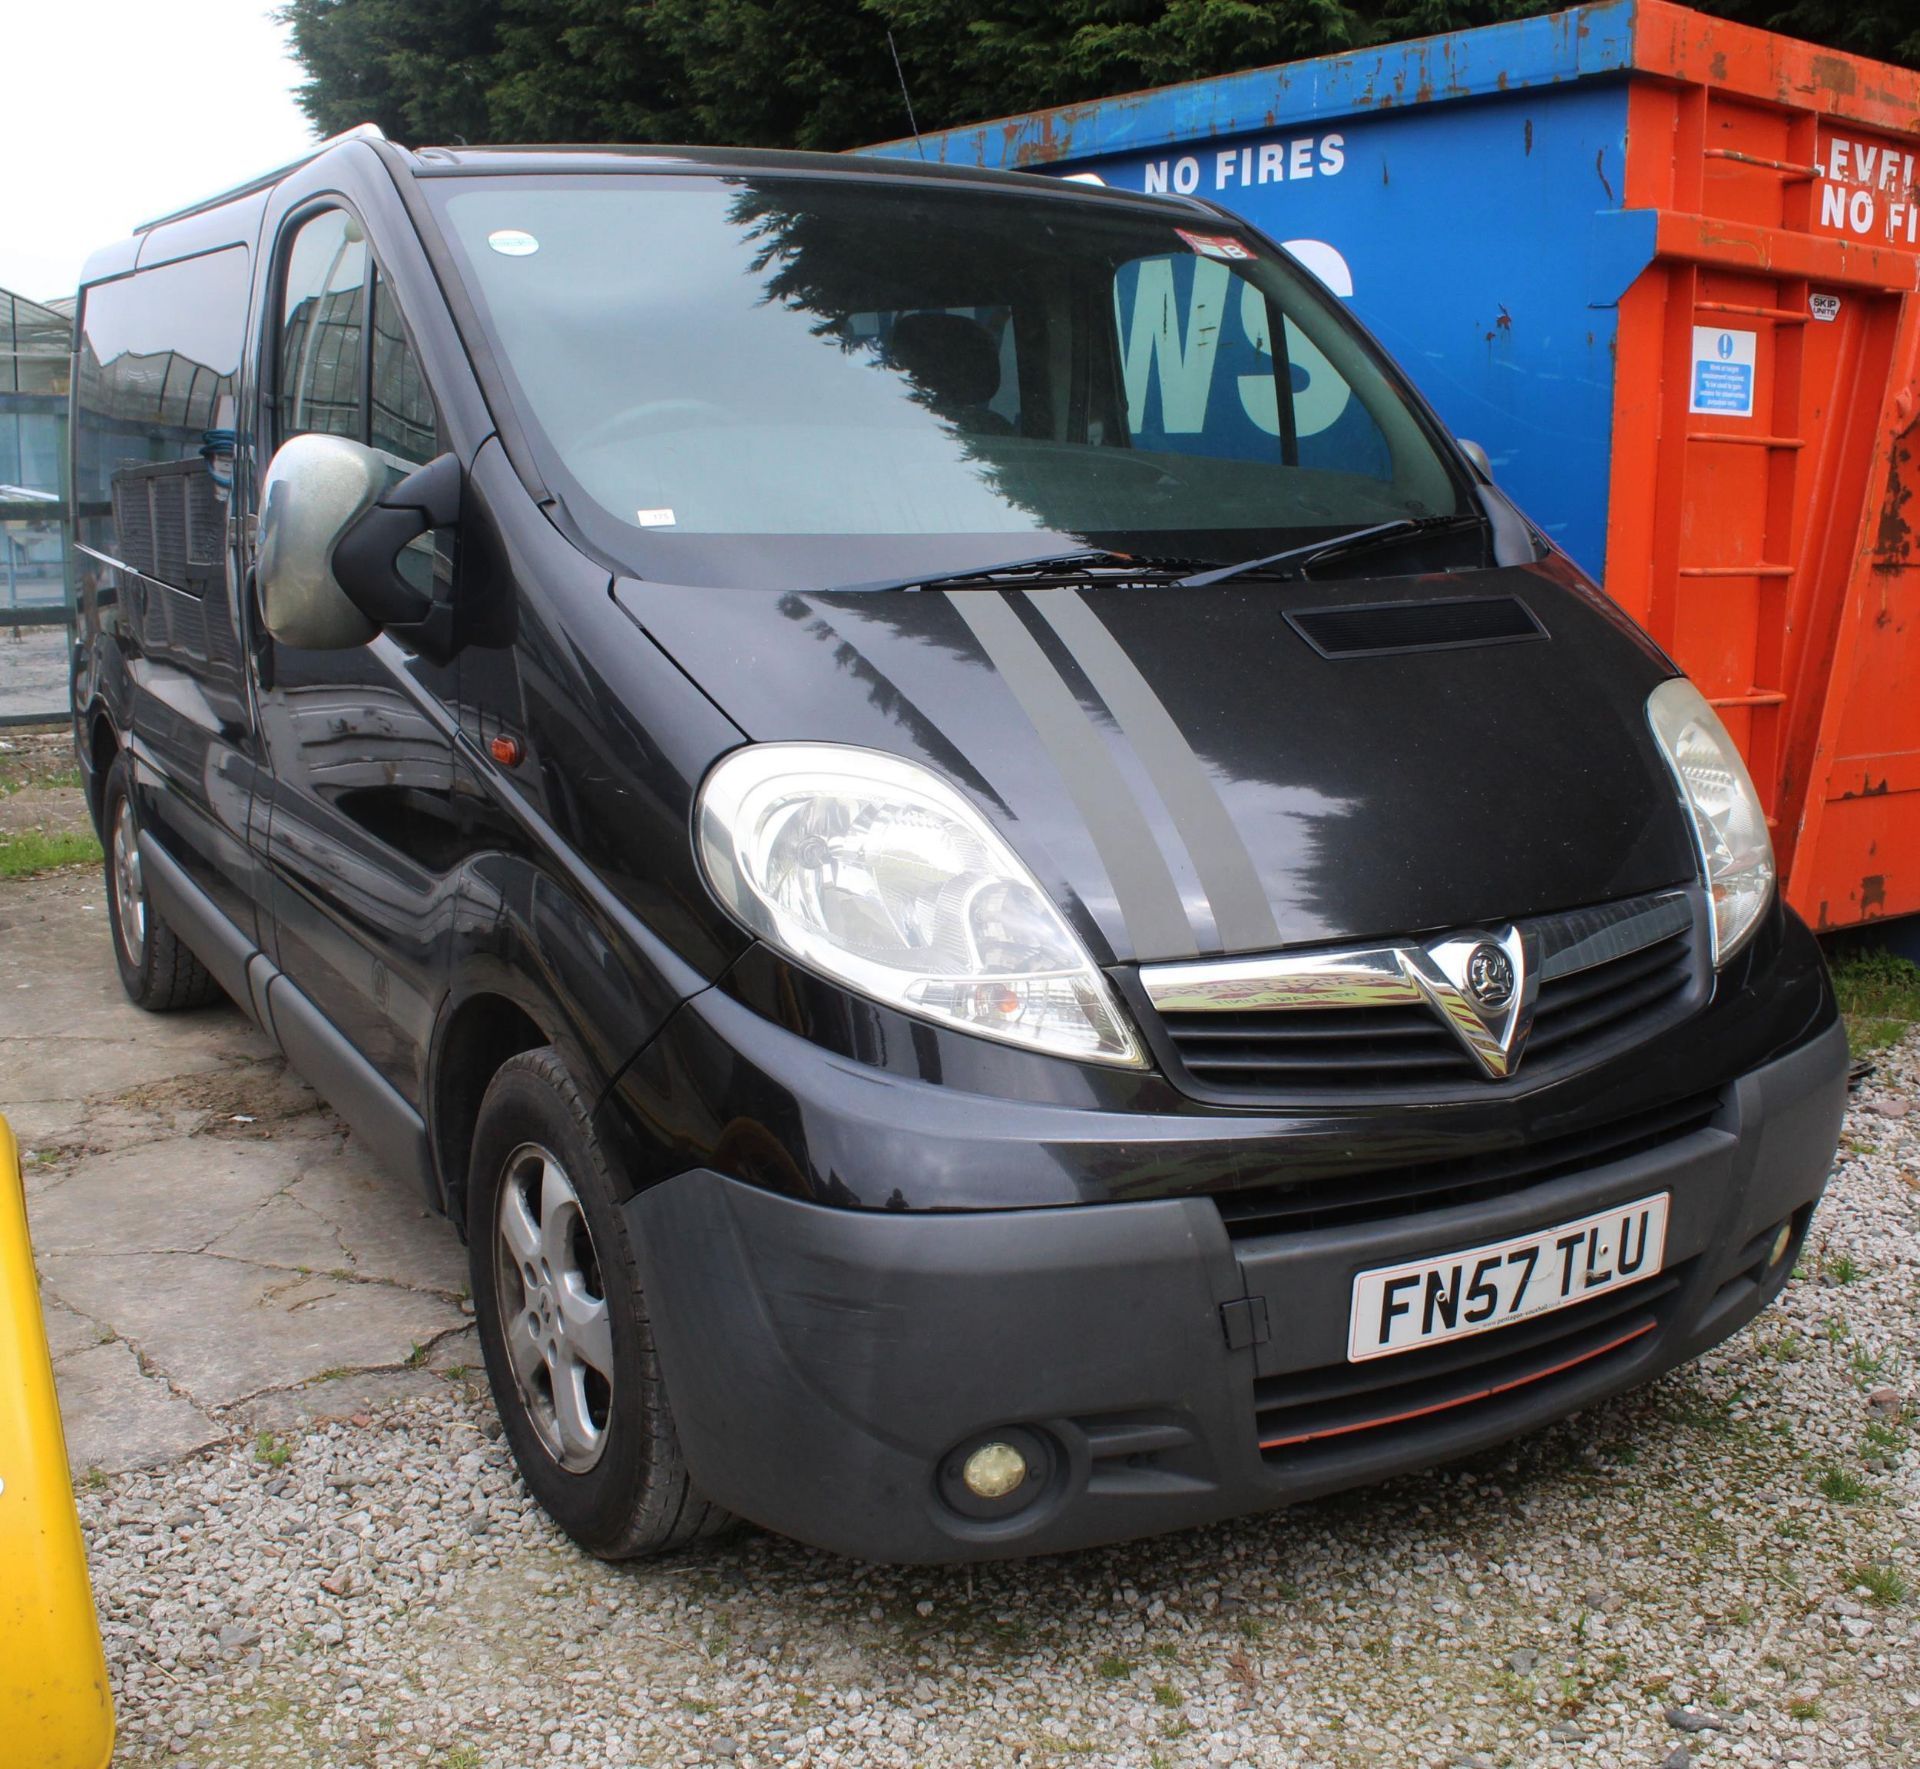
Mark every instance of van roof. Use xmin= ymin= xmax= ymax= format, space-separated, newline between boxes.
xmin=394 ymin=140 xmax=1171 ymax=205
xmin=133 ymin=124 xmax=391 ymax=234
xmin=126 ymin=127 xmax=1193 ymax=241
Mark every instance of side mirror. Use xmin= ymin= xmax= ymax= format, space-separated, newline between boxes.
xmin=1457 ymin=437 xmax=1494 ymax=482
xmin=257 ymin=433 xmax=384 ymax=650
xmin=258 ymin=435 xmax=464 ymax=661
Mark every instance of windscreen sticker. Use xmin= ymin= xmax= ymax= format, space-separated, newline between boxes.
xmin=487 ymin=229 xmax=540 ymax=257
xmin=636 ymin=507 xmax=677 ymax=527
xmin=1689 ymin=327 xmax=1757 ymax=417
xmin=1174 ymin=228 xmax=1255 ymax=261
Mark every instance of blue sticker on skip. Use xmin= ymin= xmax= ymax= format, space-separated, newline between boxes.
xmin=1690 ymin=327 xmax=1757 ymax=417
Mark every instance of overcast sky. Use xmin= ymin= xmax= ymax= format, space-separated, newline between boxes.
xmin=1 ymin=0 xmax=316 ymax=303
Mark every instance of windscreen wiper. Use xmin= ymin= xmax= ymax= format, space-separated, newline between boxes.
xmin=841 ymin=548 xmax=1204 ymax=595
xmin=1176 ymin=513 xmax=1485 ymax=589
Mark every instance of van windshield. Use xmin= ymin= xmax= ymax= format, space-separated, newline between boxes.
xmin=428 ymin=171 xmax=1475 ymax=590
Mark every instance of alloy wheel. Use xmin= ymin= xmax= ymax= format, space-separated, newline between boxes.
xmin=493 ymin=1142 xmax=615 ymax=1472
xmin=111 ymin=793 xmax=146 ymax=965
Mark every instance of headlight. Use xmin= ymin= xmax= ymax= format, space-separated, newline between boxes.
xmin=696 ymin=743 xmax=1145 ymax=1066
xmin=1646 ymin=678 xmax=1775 ymax=965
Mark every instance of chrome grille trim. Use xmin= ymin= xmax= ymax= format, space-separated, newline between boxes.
xmin=1141 ymin=889 xmax=1693 ymax=1013
xmin=1136 ymin=889 xmax=1703 ymax=1099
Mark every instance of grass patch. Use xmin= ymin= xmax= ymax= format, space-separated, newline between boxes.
xmin=1818 ymin=1467 xmax=1868 ymax=1503
xmin=1788 ymin=1697 xmax=1824 ymax=1721
xmin=1152 ymin=1682 xmax=1183 ymax=1708
xmin=1830 ymin=948 xmax=1920 ymax=1056
xmin=0 ymin=765 xmax=82 ymax=796
xmin=0 ymin=828 xmax=100 ymax=879
xmin=1855 ymin=1564 xmax=1908 ymax=1607
xmin=1095 ymin=1655 xmax=1133 ymax=1680
xmin=253 ymin=1430 xmax=292 ymax=1469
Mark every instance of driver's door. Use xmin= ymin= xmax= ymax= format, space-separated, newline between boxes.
xmin=247 ymin=201 xmax=459 ymax=1107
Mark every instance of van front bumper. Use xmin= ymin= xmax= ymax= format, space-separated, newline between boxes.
xmin=625 ymin=1017 xmax=1847 ymax=1563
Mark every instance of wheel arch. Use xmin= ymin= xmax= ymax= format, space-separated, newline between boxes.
xmin=84 ymin=702 xmax=119 ymax=832
xmin=429 ymin=989 xmax=550 ymax=1237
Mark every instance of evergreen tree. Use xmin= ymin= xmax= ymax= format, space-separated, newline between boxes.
xmin=279 ymin=0 xmax=1920 ymax=152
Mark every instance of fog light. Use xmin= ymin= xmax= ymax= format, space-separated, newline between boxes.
xmin=1770 ymin=1221 xmax=1794 ymax=1268
xmin=962 ymin=1441 xmax=1027 ymax=1500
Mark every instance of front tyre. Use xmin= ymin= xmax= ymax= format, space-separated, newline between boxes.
xmin=468 ymin=1048 xmax=732 ymax=1559
xmin=100 ymin=752 xmax=222 ymax=1012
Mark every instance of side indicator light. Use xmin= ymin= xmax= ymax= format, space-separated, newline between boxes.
xmin=490 ymin=735 xmax=524 ymax=767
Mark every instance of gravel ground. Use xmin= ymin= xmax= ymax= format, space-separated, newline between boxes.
xmin=0 ymin=725 xmax=90 ymax=840
xmin=70 ymin=1041 xmax=1919 ymax=1769
xmin=0 ymin=625 xmax=68 ymax=724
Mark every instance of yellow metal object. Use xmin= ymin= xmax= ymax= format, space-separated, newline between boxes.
xmin=0 ymin=1116 xmax=115 ymax=1769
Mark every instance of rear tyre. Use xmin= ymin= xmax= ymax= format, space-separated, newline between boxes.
xmin=468 ymin=1047 xmax=733 ymax=1559
xmin=100 ymin=752 xmax=222 ymax=1012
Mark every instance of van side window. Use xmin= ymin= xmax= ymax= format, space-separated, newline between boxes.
xmin=73 ymin=245 xmax=250 ymax=599
xmin=279 ymin=209 xmax=367 ymax=445
xmin=370 ymin=270 xmax=440 ymax=466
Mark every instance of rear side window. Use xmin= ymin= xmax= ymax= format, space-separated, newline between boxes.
xmin=73 ymin=245 xmax=250 ymax=596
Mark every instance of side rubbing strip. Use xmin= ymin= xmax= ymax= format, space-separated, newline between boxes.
xmin=1031 ymin=590 xmax=1281 ymax=954
xmin=949 ymin=592 xmax=1197 ymax=959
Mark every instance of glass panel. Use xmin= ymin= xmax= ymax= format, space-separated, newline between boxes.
xmin=73 ymin=246 xmax=248 ymax=598
xmin=428 ymin=175 xmax=1468 ymax=590
xmin=370 ymin=271 xmax=439 ymax=466
xmin=279 ymin=210 xmax=367 ymax=444
xmin=1109 ymin=256 xmax=1385 ymax=483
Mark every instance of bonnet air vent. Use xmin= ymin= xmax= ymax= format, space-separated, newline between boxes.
xmin=1286 ymin=595 xmax=1545 ymax=658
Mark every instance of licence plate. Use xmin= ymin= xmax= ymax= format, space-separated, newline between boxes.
xmin=1348 ymin=1194 xmax=1670 ymax=1363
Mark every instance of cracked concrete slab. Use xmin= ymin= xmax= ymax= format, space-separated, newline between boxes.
xmin=38 ymin=1283 xmax=108 ymax=1360
xmin=26 ymin=1134 xmax=326 ymax=1259
xmin=3 ymin=870 xmax=477 ymax=1475
xmin=242 ymin=1336 xmax=483 ymax=1435
xmin=0 ymin=873 xmax=274 ymax=1155
xmin=51 ymin=1336 xmax=224 ymax=1475
xmin=290 ymin=1143 xmax=470 ymax=1295
xmin=0 ymin=883 xmax=263 ymax=1057
xmin=204 ymin=1186 xmax=355 ymax=1271
xmin=39 ymin=1251 xmax=470 ymax=1412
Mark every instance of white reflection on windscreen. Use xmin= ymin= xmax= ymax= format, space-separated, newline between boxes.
xmin=445 ymin=186 xmax=1027 ymax=537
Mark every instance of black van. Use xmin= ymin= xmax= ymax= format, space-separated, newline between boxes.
xmin=69 ymin=127 xmax=1846 ymax=1564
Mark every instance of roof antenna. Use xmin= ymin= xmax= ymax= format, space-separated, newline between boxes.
xmin=887 ymin=30 xmax=926 ymax=160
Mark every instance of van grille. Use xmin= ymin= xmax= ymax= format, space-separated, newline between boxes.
xmin=1212 ymin=1088 xmax=1723 ymax=1240
xmin=1143 ymin=892 xmax=1705 ymax=1105
xmin=1253 ymin=1262 xmax=1688 ymax=1464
